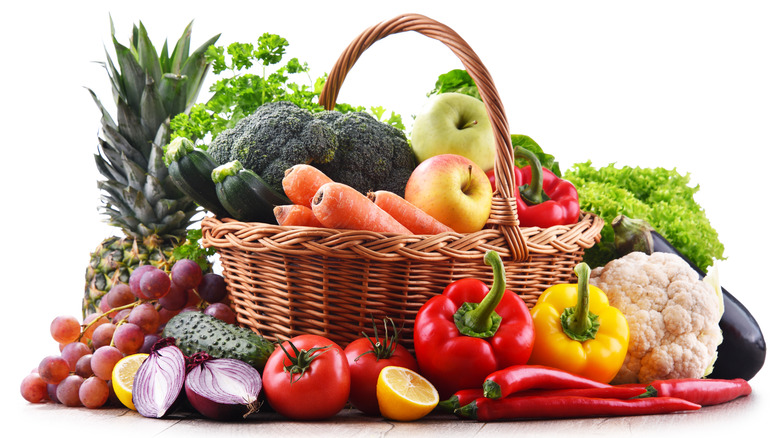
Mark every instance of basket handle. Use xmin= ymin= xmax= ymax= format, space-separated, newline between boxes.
xmin=318 ymin=13 xmax=527 ymax=261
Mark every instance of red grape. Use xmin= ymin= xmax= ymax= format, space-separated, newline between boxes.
xmin=203 ymin=302 xmax=237 ymax=324
xmin=158 ymin=281 xmax=189 ymax=311
xmin=79 ymin=376 xmax=110 ymax=409
xmin=20 ymin=373 xmax=48 ymax=403
xmin=171 ymin=258 xmax=203 ymax=289
xmin=129 ymin=265 xmax=157 ymax=298
xmin=127 ymin=303 xmax=160 ymax=334
xmin=140 ymin=334 xmax=161 ymax=354
xmin=82 ymin=313 xmax=110 ymax=343
xmin=56 ymin=375 xmax=85 ymax=407
xmin=197 ymin=273 xmax=228 ymax=304
xmin=91 ymin=323 xmax=116 ymax=349
xmin=139 ymin=268 xmax=171 ymax=299
xmin=75 ymin=354 xmax=93 ymax=378
xmin=113 ymin=323 xmax=144 ymax=355
xmin=38 ymin=355 xmax=70 ymax=385
xmin=106 ymin=283 xmax=136 ymax=308
xmin=91 ymin=346 xmax=123 ymax=380
xmin=61 ymin=342 xmax=92 ymax=371
xmin=50 ymin=315 xmax=81 ymax=344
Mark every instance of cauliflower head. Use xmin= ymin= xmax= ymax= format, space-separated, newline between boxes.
xmin=589 ymin=251 xmax=723 ymax=384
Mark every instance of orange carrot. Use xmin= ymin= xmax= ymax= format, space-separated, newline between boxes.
xmin=274 ymin=204 xmax=323 ymax=227
xmin=311 ymin=182 xmax=411 ymax=234
xmin=368 ymin=190 xmax=455 ymax=235
xmin=282 ymin=164 xmax=334 ymax=206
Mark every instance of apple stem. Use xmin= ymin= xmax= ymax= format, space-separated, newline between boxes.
xmin=463 ymin=164 xmax=473 ymax=192
xmin=460 ymin=120 xmax=478 ymax=130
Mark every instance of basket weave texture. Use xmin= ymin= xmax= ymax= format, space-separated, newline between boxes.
xmin=201 ymin=13 xmax=604 ymax=350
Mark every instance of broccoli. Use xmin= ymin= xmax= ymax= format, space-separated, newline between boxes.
xmin=208 ymin=101 xmax=417 ymax=197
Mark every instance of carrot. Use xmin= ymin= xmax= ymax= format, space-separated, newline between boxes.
xmin=368 ymin=190 xmax=455 ymax=235
xmin=311 ymin=182 xmax=411 ymax=234
xmin=274 ymin=204 xmax=323 ymax=227
xmin=282 ymin=164 xmax=334 ymax=206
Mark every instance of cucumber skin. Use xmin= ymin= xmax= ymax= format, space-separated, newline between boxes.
xmin=215 ymin=169 xmax=280 ymax=223
xmin=169 ymin=149 xmax=230 ymax=217
xmin=162 ymin=311 xmax=275 ymax=370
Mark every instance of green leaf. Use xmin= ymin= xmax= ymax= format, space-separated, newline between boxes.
xmin=429 ymin=68 xmax=481 ymax=100
xmin=135 ymin=21 xmax=162 ymax=85
xmin=511 ymin=134 xmax=561 ymax=177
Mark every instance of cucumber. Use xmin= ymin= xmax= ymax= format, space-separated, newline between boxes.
xmin=161 ymin=311 xmax=275 ymax=370
xmin=612 ymin=215 xmax=766 ymax=381
xmin=164 ymin=137 xmax=230 ymax=217
xmin=212 ymin=160 xmax=290 ymax=223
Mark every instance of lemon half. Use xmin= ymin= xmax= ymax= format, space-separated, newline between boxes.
xmin=376 ymin=366 xmax=439 ymax=421
xmin=111 ymin=353 xmax=149 ymax=410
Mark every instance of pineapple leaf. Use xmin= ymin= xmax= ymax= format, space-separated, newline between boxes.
xmin=135 ymin=21 xmax=162 ymax=85
xmin=160 ymin=73 xmax=189 ymax=116
xmin=159 ymin=39 xmax=171 ymax=75
xmin=180 ymin=32 xmax=221 ymax=109
xmin=100 ymin=120 xmax=148 ymax=167
xmin=143 ymin=174 xmax=166 ymax=208
xmin=85 ymin=87 xmax=117 ymax=133
xmin=111 ymin=33 xmax=145 ymax=115
xmin=140 ymin=75 xmax=168 ymax=133
xmin=169 ymin=20 xmax=194 ymax=75
xmin=121 ymin=154 xmax=147 ymax=193
xmin=126 ymin=189 xmax=157 ymax=225
xmin=147 ymin=142 xmax=169 ymax=181
xmin=116 ymin=97 xmax=152 ymax=156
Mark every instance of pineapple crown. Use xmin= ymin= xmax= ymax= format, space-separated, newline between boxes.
xmin=87 ymin=18 xmax=220 ymax=239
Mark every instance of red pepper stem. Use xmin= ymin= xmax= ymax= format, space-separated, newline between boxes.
xmin=515 ymin=145 xmax=546 ymax=205
xmin=561 ymin=263 xmax=600 ymax=342
xmin=453 ymin=250 xmax=505 ymax=338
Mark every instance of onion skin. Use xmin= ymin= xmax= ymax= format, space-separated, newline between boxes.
xmin=132 ymin=339 xmax=187 ymax=418
xmin=185 ymin=356 xmax=262 ymax=420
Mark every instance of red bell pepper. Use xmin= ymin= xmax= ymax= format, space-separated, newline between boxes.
xmin=486 ymin=146 xmax=580 ymax=228
xmin=413 ymin=250 xmax=535 ymax=399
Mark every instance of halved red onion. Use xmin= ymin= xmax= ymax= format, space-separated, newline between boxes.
xmin=132 ymin=338 xmax=186 ymax=418
xmin=185 ymin=353 xmax=262 ymax=420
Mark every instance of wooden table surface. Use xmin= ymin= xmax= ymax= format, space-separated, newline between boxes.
xmin=5 ymin=372 xmax=772 ymax=438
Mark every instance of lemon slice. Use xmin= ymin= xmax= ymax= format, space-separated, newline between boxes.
xmin=111 ymin=353 xmax=149 ymax=410
xmin=376 ymin=366 xmax=439 ymax=421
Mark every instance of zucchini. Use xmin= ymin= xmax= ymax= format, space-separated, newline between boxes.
xmin=161 ymin=311 xmax=275 ymax=370
xmin=613 ymin=215 xmax=766 ymax=381
xmin=212 ymin=160 xmax=290 ymax=223
xmin=164 ymin=137 xmax=230 ymax=217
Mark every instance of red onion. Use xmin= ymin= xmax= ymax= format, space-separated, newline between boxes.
xmin=132 ymin=338 xmax=186 ymax=418
xmin=185 ymin=352 xmax=262 ymax=420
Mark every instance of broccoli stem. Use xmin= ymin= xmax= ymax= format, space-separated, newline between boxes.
xmin=560 ymin=263 xmax=601 ymax=342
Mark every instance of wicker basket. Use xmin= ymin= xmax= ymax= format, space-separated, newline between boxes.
xmin=201 ymin=13 xmax=604 ymax=350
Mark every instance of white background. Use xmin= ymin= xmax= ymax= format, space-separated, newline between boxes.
xmin=1 ymin=0 xmax=777 ymax=434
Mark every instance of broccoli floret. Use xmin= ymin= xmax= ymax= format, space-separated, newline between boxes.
xmin=207 ymin=101 xmax=339 ymax=194
xmin=208 ymin=101 xmax=417 ymax=197
xmin=314 ymin=111 xmax=416 ymax=196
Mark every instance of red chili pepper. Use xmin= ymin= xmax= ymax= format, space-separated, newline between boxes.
xmin=413 ymin=251 xmax=535 ymax=399
xmin=483 ymin=365 xmax=611 ymax=399
xmin=456 ymin=395 xmax=701 ymax=421
xmin=639 ymin=378 xmax=752 ymax=406
xmin=438 ymin=385 xmax=648 ymax=413
xmin=486 ymin=146 xmax=580 ymax=228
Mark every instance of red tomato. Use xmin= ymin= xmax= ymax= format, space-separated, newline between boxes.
xmin=344 ymin=335 xmax=418 ymax=416
xmin=262 ymin=334 xmax=350 ymax=420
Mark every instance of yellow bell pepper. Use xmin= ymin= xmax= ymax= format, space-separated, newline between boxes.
xmin=528 ymin=263 xmax=629 ymax=383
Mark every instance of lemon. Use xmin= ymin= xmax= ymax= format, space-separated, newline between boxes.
xmin=111 ymin=353 xmax=148 ymax=411
xmin=376 ymin=366 xmax=439 ymax=421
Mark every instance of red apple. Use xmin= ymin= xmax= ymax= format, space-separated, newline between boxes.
xmin=404 ymin=154 xmax=492 ymax=233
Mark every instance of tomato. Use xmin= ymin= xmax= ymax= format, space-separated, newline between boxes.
xmin=262 ymin=334 xmax=350 ymax=420
xmin=343 ymin=319 xmax=418 ymax=416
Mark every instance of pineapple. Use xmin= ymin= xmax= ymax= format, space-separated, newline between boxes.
xmin=83 ymin=19 xmax=220 ymax=316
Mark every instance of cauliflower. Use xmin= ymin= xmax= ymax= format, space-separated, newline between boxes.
xmin=589 ymin=251 xmax=723 ymax=384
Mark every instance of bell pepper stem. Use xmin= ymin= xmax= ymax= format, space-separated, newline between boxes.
xmin=560 ymin=263 xmax=601 ymax=342
xmin=453 ymin=250 xmax=505 ymax=338
xmin=515 ymin=145 xmax=546 ymax=205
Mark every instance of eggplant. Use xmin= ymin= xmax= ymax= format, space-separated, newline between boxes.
xmin=612 ymin=215 xmax=766 ymax=381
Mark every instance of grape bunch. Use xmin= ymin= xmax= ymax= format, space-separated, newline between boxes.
xmin=20 ymin=259 xmax=232 ymax=408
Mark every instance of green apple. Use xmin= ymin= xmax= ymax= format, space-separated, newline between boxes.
xmin=404 ymin=154 xmax=492 ymax=234
xmin=411 ymin=92 xmax=496 ymax=172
